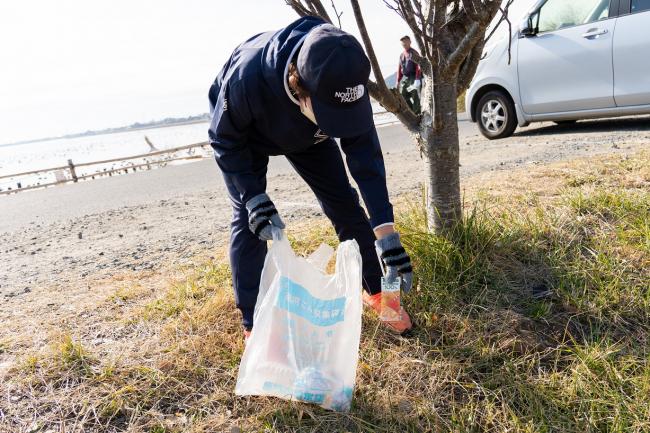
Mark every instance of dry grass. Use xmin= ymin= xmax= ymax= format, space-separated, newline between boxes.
xmin=1 ymin=152 xmax=648 ymax=433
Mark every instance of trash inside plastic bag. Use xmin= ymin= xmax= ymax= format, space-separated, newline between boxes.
xmin=235 ymin=229 xmax=363 ymax=412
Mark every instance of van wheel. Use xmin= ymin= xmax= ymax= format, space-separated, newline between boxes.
xmin=476 ymin=91 xmax=517 ymax=139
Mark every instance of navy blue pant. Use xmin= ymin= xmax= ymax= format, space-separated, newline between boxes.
xmin=224 ymin=141 xmax=383 ymax=329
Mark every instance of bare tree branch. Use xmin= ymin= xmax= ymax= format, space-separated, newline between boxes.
xmin=284 ymin=0 xmax=332 ymax=22
xmin=368 ymin=81 xmax=420 ymax=132
xmin=384 ymin=1 xmax=428 ymax=59
xmin=422 ymin=1 xmax=434 ymax=59
xmin=349 ymin=0 xmax=386 ymax=89
xmin=284 ymin=0 xmax=311 ymax=17
xmin=457 ymin=38 xmax=484 ymax=92
xmin=398 ymin=0 xmax=429 ymax=58
xmin=330 ymin=0 xmax=343 ymax=28
xmin=461 ymin=0 xmax=481 ymax=22
xmin=411 ymin=0 xmax=426 ymax=30
xmin=444 ymin=21 xmax=481 ymax=78
xmin=308 ymin=0 xmax=332 ymax=21
xmin=485 ymin=0 xmax=515 ymax=64
xmin=382 ymin=0 xmax=402 ymax=17
xmin=430 ymin=0 xmax=447 ymax=65
xmin=349 ymin=0 xmax=401 ymax=110
xmin=409 ymin=0 xmax=433 ymax=59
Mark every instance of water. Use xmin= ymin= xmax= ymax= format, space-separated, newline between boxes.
xmin=0 ymin=106 xmax=397 ymax=191
xmin=0 ymin=122 xmax=209 ymax=173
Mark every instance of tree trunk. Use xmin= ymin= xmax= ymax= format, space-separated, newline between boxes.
xmin=420 ymin=80 xmax=462 ymax=233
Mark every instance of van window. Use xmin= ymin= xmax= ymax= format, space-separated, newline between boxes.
xmin=536 ymin=0 xmax=610 ymax=33
xmin=632 ymin=0 xmax=650 ymax=13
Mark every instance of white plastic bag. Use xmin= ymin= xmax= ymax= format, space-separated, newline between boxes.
xmin=235 ymin=229 xmax=363 ymax=412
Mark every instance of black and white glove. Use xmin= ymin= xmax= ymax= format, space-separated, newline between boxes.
xmin=375 ymin=232 xmax=413 ymax=293
xmin=246 ymin=193 xmax=285 ymax=241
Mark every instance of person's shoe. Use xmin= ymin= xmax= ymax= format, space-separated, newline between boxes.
xmin=363 ymin=292 xmax=413 ymax=335
xmin=243 ymin=328 xmax=252 ymax=343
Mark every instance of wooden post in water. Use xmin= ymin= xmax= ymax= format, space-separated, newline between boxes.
xmin=144 ymin=136 xmax=158 ymax=151
xmin=67 ymin=159 xmax=78 ymax=183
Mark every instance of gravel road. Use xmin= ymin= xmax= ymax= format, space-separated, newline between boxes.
xmin=1 ymin=116 xmax=648 ymax=304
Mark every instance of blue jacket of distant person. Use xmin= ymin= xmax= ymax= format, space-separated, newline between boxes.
xmin=208 ymin=16 xmax=393 ymax=228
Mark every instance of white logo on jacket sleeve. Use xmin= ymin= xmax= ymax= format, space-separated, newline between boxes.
xmin=334 ymin=84 xmax=365 ymax=103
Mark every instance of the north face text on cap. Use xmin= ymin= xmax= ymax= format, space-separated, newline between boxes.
xmin=334 ymin=84 xmax=365 ymax=103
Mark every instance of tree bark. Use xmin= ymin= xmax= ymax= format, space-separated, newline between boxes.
xmin=420 ymin=80 xmax=462 ymax=232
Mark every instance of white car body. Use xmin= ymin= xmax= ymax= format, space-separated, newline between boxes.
xmin=466 ymin=0 xmax=650 ymax=138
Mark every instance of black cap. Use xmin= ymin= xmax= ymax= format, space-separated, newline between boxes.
xmin=297 ymin=24 xmax=373 ymax=138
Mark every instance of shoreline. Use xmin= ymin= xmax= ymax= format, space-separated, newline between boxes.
xmin=0 ymin=118 xmax=211 ymax=149
xmin=0 ymin=111 xmax=403 ymax=193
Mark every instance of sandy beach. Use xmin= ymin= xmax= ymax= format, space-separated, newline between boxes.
xmin=1 ymin=117 xmax=648 ymax=320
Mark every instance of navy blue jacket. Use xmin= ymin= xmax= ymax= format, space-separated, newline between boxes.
xmin=208 ymin=17 xmax=394 ymax=227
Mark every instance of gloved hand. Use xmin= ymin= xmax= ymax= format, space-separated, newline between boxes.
xmin=407 ymin=79 xmax=422 ymax=93
xmin=246 ymin=193 xmax=285 ymax=241
xmin=375 ymin=232 xmax=413 ymax=293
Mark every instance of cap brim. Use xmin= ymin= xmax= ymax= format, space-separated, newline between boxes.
xmin=311 ymin=92 xmax=374 ymax=138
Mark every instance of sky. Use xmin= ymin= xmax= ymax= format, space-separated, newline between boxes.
xmin=0 ymin=0 xmax=534 ymax=145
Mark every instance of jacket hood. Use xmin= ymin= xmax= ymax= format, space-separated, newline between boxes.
xmin=261 ymin=16 xmax=326 ymax=105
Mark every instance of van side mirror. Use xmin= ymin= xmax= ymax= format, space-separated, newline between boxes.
xmin=520 ymin=15 xmax=537 ymax=37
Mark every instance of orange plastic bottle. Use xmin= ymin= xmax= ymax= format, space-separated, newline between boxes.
xmin=380 ymin=276 xmax=402 ymax=322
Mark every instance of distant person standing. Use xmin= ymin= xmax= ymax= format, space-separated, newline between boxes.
xmin=397 ymin=36 xmax=422 ymax=115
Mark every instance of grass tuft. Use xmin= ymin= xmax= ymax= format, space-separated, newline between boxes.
xmin=57 ymin=334 xmax=94 ymax=374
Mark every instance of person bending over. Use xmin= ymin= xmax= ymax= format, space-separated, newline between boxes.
xmin=208 ymin=17 xmax=414 ymax=340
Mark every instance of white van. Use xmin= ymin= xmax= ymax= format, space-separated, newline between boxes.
xmin=466 ymin=0 xmax=650 ymax=139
